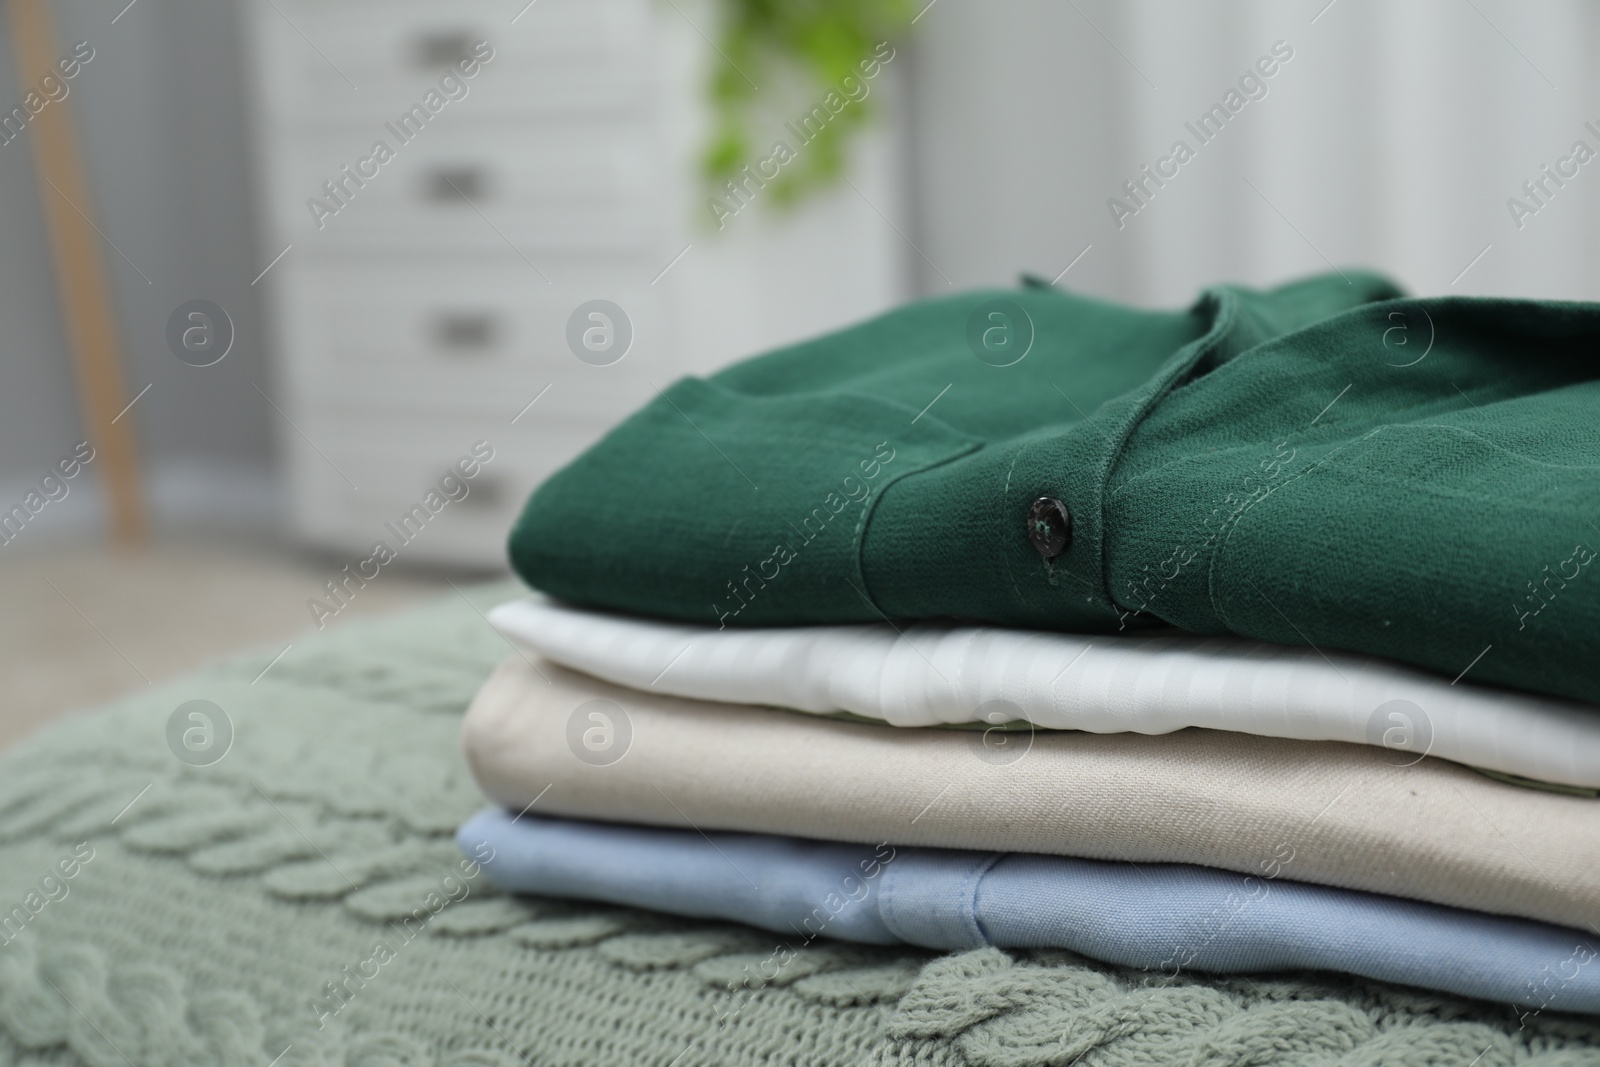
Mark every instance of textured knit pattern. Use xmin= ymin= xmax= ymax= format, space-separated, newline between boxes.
xmin=2 ymin=585 xmax=1598 ymax=1066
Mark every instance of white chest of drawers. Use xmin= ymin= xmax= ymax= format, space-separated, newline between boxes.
xmin=242 ymin=0 xmax=907 ymax=566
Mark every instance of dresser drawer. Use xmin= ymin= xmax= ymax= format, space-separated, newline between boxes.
xmin=249 ymin=0 xmax=654 ymax=128
xmin=261 ymin=116 xmax=663 ymax=251
xmin=279 ymin=406 xmax=612 ymax=568
xmin=272 ymin=256 xmax=675 ymax=421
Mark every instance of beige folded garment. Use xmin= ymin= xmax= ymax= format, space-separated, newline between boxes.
xmin=463 ymin=655 xmax=1600 ymax=931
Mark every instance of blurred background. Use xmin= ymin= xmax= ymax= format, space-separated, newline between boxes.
xmin=2 ymin=0 xmax=1597 ymax=745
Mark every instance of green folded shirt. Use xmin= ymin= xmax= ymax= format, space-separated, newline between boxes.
xmin=510 ymin=271 xmax=1600 ymax=705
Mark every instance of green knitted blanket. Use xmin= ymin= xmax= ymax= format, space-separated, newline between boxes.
xmin=3 ymin=584 xmax=1597 ymax=1067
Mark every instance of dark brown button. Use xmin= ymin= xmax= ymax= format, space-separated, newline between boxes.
xmin=1027 ymin=497 xmax=1072 ymax=559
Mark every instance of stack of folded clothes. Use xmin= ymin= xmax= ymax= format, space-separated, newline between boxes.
xmin=458 ymin=271 xmax=1600 ymax=1021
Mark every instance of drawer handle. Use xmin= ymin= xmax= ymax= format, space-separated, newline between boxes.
xmin=412 ymin=30 xmax=476 ymax=68
xmin=457 ymin=473 xmax=506 ymax=510
xmin=424 ymin=165 xmax=487 ymax=203
xmin=432 ymin=312 xmax=498 ymax=351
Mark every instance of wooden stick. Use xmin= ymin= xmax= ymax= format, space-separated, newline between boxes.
xmin=8 ymin=0 xmax=145 ymax=543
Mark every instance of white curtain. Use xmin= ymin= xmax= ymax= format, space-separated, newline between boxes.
xmin=905 ymin=0 xmax=1600 ymax=305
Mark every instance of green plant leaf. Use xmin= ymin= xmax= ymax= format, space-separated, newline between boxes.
xmin=700 ymin=0 xmax=913 ymax=224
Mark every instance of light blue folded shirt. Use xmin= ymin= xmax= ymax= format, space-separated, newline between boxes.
xmin=459 ymin=808 xmax=1600 ymax=1014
